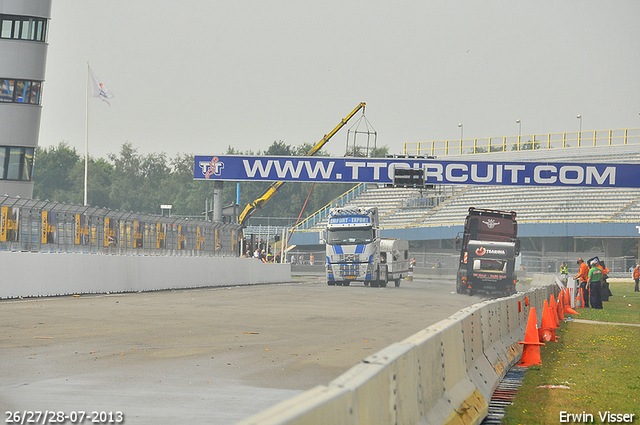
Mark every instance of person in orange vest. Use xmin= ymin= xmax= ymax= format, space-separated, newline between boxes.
xmin=573 ymin=257 xmax=590 ymax=308
xmin=633 ymin=264 xmax=640 ymax=292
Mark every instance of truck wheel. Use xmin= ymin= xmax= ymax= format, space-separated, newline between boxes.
xmin=342 ymin=281 xmax=350 ymax=286
xmin=394 ymin=279 xmax=401 ymax=287
xmin=364 ymin=282 xmax=369 ymax=286
xmin=370 ymin=280 xmax=379 ymax=287
xmin=327 ymin=281 xmax=335 ymax=286
xmin=467 ymin=288 xmax=474 ymax=296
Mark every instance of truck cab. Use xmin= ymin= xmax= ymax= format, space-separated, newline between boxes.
xmin=456 ymin=208 xmax=519 ymax=296
xmin=324 ymin=207 xmax=387 ymax=287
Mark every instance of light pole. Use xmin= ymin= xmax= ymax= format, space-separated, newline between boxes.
xmin=458 ymin=123 xmax=463 ymax=141
xmin=577 ymin=114 xmax=582 ymax=145
xmin=516 ymin=119 xmax=521 ymax=136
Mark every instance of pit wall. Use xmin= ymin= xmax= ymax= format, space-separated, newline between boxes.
xmin=0 ymin=252 xmax=291 ymax=299
xmin=239 ymin=275 xmax=555 ymax=425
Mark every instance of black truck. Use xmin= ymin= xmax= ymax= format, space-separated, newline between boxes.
xmin=456 ymin=207 xmax=520 ymax=296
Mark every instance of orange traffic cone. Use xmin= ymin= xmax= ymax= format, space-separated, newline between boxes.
xmin=557 ymin=293 xmax=565 ymax=322
xmin=575 ymin=288 xmax=584 ymax=308
xmin=563 ymin=288 xmax=579 ymax=315
xmin=563 ymin=287 xmax=571 ymax=306
xmin=519 ymin=307 xmax=545 ymax=366
xmin=550 ymin=294 xmax=560 ymax=328
xmin=538 ymin=300 xmax=557 ymax=342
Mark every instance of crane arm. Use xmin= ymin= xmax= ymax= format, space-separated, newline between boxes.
xmin=303 ymin=102 xmax=366 ymax=156
xmin=238 ymin=102 xmax=366 ymax=226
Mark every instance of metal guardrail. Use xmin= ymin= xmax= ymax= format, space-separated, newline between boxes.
xmin=292 ymin=183 xmax=366 ymax=232
xmin=0 ymin=195 xmax=241 ymax=256
xmin=404 ymin=127 xmax=640 ymax=157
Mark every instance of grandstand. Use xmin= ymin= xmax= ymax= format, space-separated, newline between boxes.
xmin=295 ymin=143 xmax=640 ymax=230
xmin=289 ymin=142 xmax=640 ymax=270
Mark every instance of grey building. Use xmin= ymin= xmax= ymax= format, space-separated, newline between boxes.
xmin=0 ymin=0 xmax=51 ymax=198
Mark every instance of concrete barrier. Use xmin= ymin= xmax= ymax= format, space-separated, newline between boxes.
xmin=0 ymin=252 xmax=291 ymax=299
xmin=238 ymin=279 xmax=554 ymax=425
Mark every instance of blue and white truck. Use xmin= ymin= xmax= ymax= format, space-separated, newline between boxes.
xmin=322 ymin=206 xmax=409 ymax=287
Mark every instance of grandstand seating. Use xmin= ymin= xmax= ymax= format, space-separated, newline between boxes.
xmin=298 ymin=144 xmax=640 ymax=230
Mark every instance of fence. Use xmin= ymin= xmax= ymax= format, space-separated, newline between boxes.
xmin=406 ymin=251 xmax=637 ymax=276
xmin=0 ymin=195 xmax=241 ymax=257
xmin=403 ymin=127 xmax=640 ymax=157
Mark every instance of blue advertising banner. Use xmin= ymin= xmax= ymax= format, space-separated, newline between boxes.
xmin=194 ymin=155 xmax=640 ymax=188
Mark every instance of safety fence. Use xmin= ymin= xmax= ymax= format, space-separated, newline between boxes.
xmin=404 ymin=127 xmax=640 ymax=157
xmin=0 ymin=195 xmax=241 ymax=257
xmin=405 ymin=252 xmax=639 ymax=278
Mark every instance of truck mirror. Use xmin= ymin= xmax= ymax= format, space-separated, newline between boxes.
xmin=319 ymin=230 xmax=326 ymax=245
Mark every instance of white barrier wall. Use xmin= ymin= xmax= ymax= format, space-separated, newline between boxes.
xmin=239 ymin=280 xmax=554 ymax=425
xmin=0 ymin=252 xmax=291 ymax=299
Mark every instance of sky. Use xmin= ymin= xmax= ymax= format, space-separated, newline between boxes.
xmin=38 ymin=1 xmax=640 ymax=161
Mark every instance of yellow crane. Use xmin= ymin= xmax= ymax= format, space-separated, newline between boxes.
xmin=238 ymin=102 xmax=366 ymax=226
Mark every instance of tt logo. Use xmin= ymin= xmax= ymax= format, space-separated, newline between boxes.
xmin=199 ymin=157 xmax=225 ymax=178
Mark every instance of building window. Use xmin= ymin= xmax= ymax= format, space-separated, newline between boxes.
xmin=0 ymin=14 xmax=47 ymax=42
xmin=0 ymin=146 xmax=34 ymax=181
xmin=0 ymin=79 xmax=42 ymax=104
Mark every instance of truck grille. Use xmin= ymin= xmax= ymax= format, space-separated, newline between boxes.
xmin=339 ymin=263 xmax=360 ymax=277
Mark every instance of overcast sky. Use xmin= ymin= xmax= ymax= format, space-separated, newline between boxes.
xmin=38 ymin=1 xmax=640 ymax=161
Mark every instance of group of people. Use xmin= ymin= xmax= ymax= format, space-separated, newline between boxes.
xmin=572 ymin=257 xmax=611 ymax=309
xmin=289 ymin=253 xmax=315 ymax=265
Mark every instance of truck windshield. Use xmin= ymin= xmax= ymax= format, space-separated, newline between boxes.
xmin=327 ymin=228 xmax=373 ymax=245
xmin=473 ymin=259 xmax=507 ymax=273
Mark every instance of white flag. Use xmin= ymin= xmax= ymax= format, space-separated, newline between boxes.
xmin=88 ymin=66 xmax=114 ymax=105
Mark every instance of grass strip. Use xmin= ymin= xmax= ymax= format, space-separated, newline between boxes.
xmin=503 ymin=280 xmax=640 ymax=424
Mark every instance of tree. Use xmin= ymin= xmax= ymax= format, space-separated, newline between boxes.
xmin=264 ymin=140 xmax=293 ymax=156
xmin=108 ymin=143 xmax=145 ymax=212
xmin=33 ymin=142 xmax=81 ymax=202
xmin=370 ymin=145 xmax=389 ymax=158
xmin=67 ymin=156 xmax=114 ymax=207
xmin=511 ymin=140 xmax=541 ymax=151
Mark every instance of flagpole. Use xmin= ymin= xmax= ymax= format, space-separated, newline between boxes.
xmin=84 ymin=61 xmax=89 ymax=206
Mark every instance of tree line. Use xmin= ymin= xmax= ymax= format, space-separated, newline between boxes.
xmin=33 ymin=141 xmax=388 ymax=224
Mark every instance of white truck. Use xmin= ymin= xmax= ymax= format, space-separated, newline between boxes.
xmin=322 ymin=206 xmax=409 ymax=287
xmin=380 ymin=238 xmax=410 ymax=287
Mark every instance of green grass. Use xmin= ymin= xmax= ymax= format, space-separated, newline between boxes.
xmin=503 ymin=280 xmax=640 ymax=424
xmin=572 ymin=280 xmax=640 ymax=324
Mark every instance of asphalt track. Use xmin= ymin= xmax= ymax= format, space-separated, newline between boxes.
xmin=1 ymin=276 xmax=491 ymax=424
